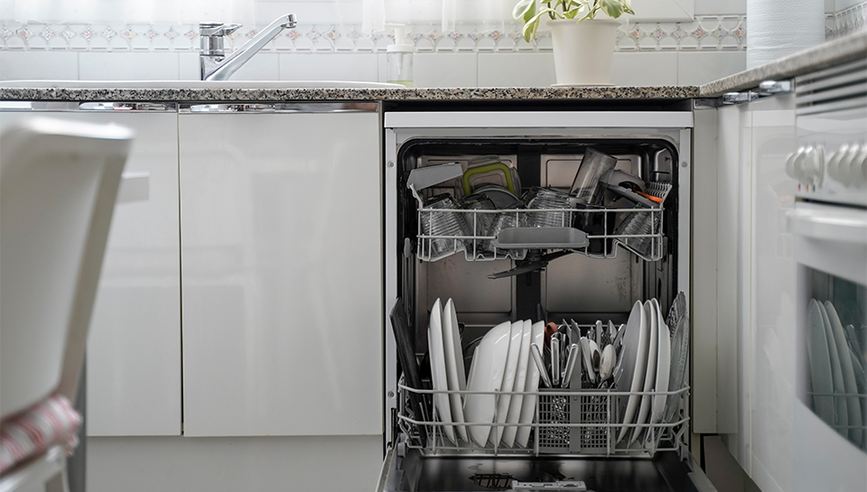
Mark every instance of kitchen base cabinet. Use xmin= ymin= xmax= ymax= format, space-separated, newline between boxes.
xmin=178 ymin=106 xmax=383 ymax=437
xmin=86 ymin=435 xmax=382 ymax=492
xmin=0 ymin=106 xmax=182 ymax=437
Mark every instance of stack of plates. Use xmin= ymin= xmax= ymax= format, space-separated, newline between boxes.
xmin=806 ymin=299 xmax=865 ymax=448
xmin=615 ymin=299 xmax=680 ymax=447
xmin=428 ymin=297 xmax=544 ymax=448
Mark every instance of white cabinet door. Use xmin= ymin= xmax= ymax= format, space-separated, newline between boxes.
xmin=0 ymin=108 xmax=184 ymax=436
xmin=179 ymin=110 xmax=383 ymax=437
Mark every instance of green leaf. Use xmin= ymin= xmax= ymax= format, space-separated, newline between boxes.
xmin=599 ymin=0 xmax=623 ymax=18
xmin=512 ymin=0 xmax=536 ymax=21
xmin=521 ymin=7 xmax=559 ymax=42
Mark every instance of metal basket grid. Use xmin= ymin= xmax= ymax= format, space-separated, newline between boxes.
xmin=396 ymin=384 xmax=689 ymax=458
xmin=416 ymin=205 xmax=665 ymax=263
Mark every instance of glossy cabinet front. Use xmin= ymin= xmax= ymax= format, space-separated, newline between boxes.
xmin=178 ymin=111 xmax=383 ymax=437
xmin=0 ymin=109 xmax=183 ymax=436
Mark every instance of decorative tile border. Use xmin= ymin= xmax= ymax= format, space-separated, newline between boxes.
xmin=830 ymin=2 xmax=867 ymax=39
xmin=0 ymin=16 xmax=748 ymax=53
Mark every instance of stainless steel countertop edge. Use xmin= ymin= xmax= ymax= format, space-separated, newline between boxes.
xmin=700 ymin=30 xmax=867 ymax=97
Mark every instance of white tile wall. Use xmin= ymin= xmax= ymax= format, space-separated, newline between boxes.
xmin=611 ymin=52 xmax=678 ymax=86
xmin=677 ymin=50 xmax=746 ymax=85
xmin=0 ymin=50 xmax=78 ymax=79
xmin=695 ymin=0 xmax=746 ymax=16
xmin=277 ymin=53 xmax=377 ymax=80
xmin=413 ymin=52 xmax=477 ymax=87
xmin=79 ymin=52 xmax=179 ymax=80
xmin=478 ymin=53 xmax=555 ymax=87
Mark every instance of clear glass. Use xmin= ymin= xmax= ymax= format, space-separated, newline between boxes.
xmin=387 ymin=52 xmax=414 ymax=88
xmin=570 ymin=147 xmax=618 ymax=205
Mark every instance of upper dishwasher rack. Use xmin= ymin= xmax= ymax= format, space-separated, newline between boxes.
xmin=415 ymin=184 xmax=669 ymax=263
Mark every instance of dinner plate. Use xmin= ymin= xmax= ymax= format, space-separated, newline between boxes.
xmin=651 ymin=298 xmax=671 ymax=425
xmin=817 ymin=301 xmax=849 ymax=438
xmin=442 ymin=298 xmax=468 ymax=442
xmin=806 ymin=299 xmax=835 ymax=428
xmin=515 ymin=321 xmax=545 ymax=448
xmin=427 ymin=299 xmax=455 ymax=444
xmin=664 ymin=307 xmax=690 ymax=423
xmin=464 ymin=321 xmax=511 ymax=447
xmin=492 ymin=321 xmax=525 ymax=445
xmin=824 ymin=301 xmax=862 ymax=446
xmin=617 ymin=300 xmax=648 ymax=444
xmin=631 ymin=300 xmax=658 ymax=445
xmin=503 ymin=320 xmax=532 ymax=447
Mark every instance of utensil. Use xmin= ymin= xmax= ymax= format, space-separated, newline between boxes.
xmin=599 ymin=344 xmax=616 ymax=381
xmin=562 ymin=343 xmax=580 ymax=388
xmin=531 ymin=344 xmax=552 ymax=389
xmin=581 ymin=337 xmax=596 ymax=384
xmin=551 ymin=335 xmax=561 ymax=387
xmin=595 ymin=320 xmax=603 ymax=348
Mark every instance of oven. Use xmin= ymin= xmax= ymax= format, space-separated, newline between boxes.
xmin=786 ymin=58 xmax=867 ymax=490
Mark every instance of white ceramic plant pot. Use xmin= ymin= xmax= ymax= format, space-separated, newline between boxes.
xmin=549 ymin=18 xmax=620 ymax=86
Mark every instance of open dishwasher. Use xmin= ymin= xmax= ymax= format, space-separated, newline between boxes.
xmin=380 ymin=110 xmax=711 ymax=492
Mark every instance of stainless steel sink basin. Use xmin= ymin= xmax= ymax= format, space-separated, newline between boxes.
xmin=0 ymin=80 xmax=405 ymax=89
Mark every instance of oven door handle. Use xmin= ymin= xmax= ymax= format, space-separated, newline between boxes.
xmin=787 ymin=205 xmax=867 ymax=243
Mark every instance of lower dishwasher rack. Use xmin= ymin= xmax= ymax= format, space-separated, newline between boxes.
xmin=396 ymin=384 xmax=690 ymax=460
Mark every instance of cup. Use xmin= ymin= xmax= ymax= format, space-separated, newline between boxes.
xmin=460 ymin=193 xmax=497 ymax=258
xmin=570 ymin=147 xmax=618 ymax=206
xmin=523 ymin=187 xmax=572 ymax=228
xmin=419 ymin=194 xmax=470 ymax=261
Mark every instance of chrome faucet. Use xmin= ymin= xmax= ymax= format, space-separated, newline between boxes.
xmin=199 ymin=13 xmax=297 ymax=81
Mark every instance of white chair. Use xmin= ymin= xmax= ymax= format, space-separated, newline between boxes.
xmin=0 ymin=118 xmax=133 ymax=491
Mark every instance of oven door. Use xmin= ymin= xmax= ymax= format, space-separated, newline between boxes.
xmin=788 ymin=201 xmax=867 ymax=491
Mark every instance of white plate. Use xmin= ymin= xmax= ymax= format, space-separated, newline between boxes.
xmin=651 ymin=298 xmax=671 ymax=425
xmin=492 ymin=321 xmax=525 ymax=445
xmin=442 ymin=299 xmax=468 ymax=442
xmin=631 ymin=300 xmax=658 ymax=445
xmin=817 ymin=301 xmax=849 ymax=438
xmin=502 ymin=320 xmax=532 ymax=447
xmin=464 ymin=321 xmax=511 ymax=447
xmin=824 ymin=301 xmax=862 ymax=446
xmin=515 ymin=321 xmax=545 ymax=448
xmin=427 ymin=299 xmax=455 ymax=444
xmin=806 ymin=299 xmax=835 ymax=428
xmin=617 ymin=301 xmax=648 ymax=444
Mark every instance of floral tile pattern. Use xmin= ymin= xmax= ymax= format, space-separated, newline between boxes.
xmin=0 ymin=17 xmax=748 ymax=53
xmin=0 ymin=6 xmax=863 ymax=54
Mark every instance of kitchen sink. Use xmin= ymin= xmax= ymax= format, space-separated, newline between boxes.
xmin=0 ymin=80 xmax=405 ymax=89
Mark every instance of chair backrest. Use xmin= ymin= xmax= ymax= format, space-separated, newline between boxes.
xmin=1 ymin=117 xmax=132 ymax=419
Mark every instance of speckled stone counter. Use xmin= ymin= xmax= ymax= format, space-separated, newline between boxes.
xmin=700 ymin=30 xmax=867 ymax=96
xmin=0 ymin=86 xmax=698 ymax=102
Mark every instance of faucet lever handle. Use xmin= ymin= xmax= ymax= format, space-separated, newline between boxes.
xmin=200 ymin=22 xmax=242 ymax=37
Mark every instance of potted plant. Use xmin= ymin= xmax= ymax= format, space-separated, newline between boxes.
xmin=513 ymin=0 xmax=634 ymax=86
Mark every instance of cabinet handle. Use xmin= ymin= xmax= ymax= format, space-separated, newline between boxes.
xmin=78 ymin=102 xmax=174 ymax=112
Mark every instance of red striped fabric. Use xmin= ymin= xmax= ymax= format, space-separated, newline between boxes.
xmin=0 ymin=394 xmax=81 ymax=475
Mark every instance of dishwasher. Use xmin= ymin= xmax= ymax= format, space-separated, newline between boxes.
xmin=379 ymin=110 xmax=710 ymax=492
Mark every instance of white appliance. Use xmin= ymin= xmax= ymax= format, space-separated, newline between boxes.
xmin=379 ymin=111 xmax=712 ymax=491
xmin=786 ymin=59 xmax=867 ymax=491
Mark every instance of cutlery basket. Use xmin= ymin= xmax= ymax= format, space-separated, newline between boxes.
xmin=537 ymin=388 xmax=621 ymax=454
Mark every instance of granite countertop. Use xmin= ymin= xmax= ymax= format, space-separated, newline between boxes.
xmin=0 ymin=85 xmax=698 ymax=102
xmin=700 ymin=30 xmax=867 ymax=96
xmin=1 ymin=30 xmax=864 ymax=102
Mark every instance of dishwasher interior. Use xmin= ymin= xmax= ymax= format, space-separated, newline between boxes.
xmin=382 ymin=121 xmax=699 ymax=491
